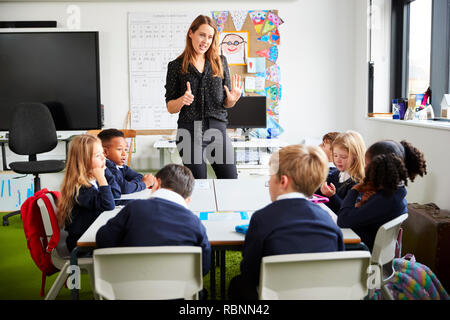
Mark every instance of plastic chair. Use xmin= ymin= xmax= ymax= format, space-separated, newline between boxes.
xmin=258 ymin=251 xmax=371 ymax=300
xmin=370 ymin=213 xmax=409 ymax=300
xmin=93 ymin=246 xmax=203 ymax=300
xmin=3 ymin=103 xmax=65 ymax=226
xmin=86 ymin=129 xmax=136 ymax=167
xmin=36 ymin=193 xmax=97 ymax=300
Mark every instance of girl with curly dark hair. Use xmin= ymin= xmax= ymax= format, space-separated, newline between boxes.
xmin=336 ymin=140 xmax=427 ymax=251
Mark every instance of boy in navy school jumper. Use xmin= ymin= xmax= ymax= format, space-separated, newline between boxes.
xmin=98 ymin=129 xmax=156 ymax=195
xmin=228 ymin=144 xmax=344 ymax=300
xmin=317 ymin=131 xmax=366 ymax=213
xmin=319 ymin=131 xmax=340 ymax=179
xmin=96 ymin=164 xmax=211 ymax=277
xmin=57 ymin=134 xmax=117 ymax=253
xmin=337 ymin=140 xmax=427 ymax=252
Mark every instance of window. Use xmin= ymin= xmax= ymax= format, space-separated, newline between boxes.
xmin=369 ymin=0 xmax=450 ymax=117
xmin=408 ymin=0 xmax=432 ymax=95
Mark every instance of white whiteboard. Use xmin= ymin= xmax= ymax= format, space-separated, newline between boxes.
xmin=128 ymin=12 xmax=205 ymax=130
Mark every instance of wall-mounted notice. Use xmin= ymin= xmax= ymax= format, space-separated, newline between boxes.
xmin=128 ymin=12 xmax=201 ymax=130
xmin=0 ymin=173 xmax=34 ymax=211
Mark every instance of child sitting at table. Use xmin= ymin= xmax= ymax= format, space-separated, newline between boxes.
xmin=337 ymin=140 xmax=427 ymax=251
xmin=228 ymin=144 xmax=344 ymax=300
xmin=318 ymin=130 xmax=366 ymax=213
xmin=57 ymin=134 xmax=117 ymax=252
xmin=96 ymin=163 xmax=211 ymax=277
xmin=319 ymin=131 xmax=340 ymax=178
xmin=97 ymin=128 xmax=155 ymax=194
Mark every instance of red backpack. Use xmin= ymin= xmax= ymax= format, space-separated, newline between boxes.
xmin=20 ymin=188 xmax=61 ymax=297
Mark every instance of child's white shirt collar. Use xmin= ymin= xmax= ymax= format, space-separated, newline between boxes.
xmin=150 ymin=188 xmax=188 ymax=209
xmin=89 ymin=179 xmax=98 ymax=189
xmin=277 ymin=192 xmax=307 ymax=201
xmin=339 ymin=171 xmax=351 ymax=183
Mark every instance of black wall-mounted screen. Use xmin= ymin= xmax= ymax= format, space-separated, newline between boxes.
xmin=0 ymin=31 xmax=101 ymax=131
xmin=227 ymin=96 xmax=267 ymax=129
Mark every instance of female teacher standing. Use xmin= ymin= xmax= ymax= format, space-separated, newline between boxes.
xmin=165 ymin=15 xmax=242 ymax=179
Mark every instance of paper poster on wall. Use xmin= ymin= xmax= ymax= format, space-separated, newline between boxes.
xmin=265 ymin=64 xmax=281 ymax=83
xmin=261 ymin=11 xmax=284 ymax=35
xmin=0 ymin=174 xmax=34 ymax=211
xmin=256 ymin=46 xmax=278 ymax=63
xmin=257 ymin=28 xmax=280 ymax=46
xmin=265 ymin=84 xmax=282 ymax=101
xmin=212 ymin=11 xmax=229 ymax=33
xmin=128 ymin=11 xmax=204 ymax=130
xmin=249 ymin=10 xmax=268 ymax=34
xmin=219 ymin=31 xmax=250 ymax=65
xmin=230 ymin=10 xmax=247 ymax=31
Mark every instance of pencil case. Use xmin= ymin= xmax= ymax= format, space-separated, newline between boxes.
xmin=235 ymin=224 xmax=249 ymax=235
xmin=309 ymin=194 xmax=329 ymax=203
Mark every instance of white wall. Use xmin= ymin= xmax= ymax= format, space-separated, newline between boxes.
xmin=0 ymin=0 xmax=358 ymax=170
xmin=353 ymin=0 xmax=450 ymax=210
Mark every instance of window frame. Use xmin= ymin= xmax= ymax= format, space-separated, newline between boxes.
xmin=370 ymin=0 xmax=450 ymax=116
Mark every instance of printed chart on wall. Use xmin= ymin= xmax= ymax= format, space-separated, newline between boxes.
xmin=0 ymin=174 xmax=34 ymax=211
xmin=128 ymin=12 xmax=203 ymax=130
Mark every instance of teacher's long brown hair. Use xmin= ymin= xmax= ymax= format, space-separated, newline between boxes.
xmin=179 ymin=15 xmax=224 ymax=78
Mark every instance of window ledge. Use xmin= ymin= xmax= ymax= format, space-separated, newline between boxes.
xmin=366 ymin=117 xmax=450 ymax=132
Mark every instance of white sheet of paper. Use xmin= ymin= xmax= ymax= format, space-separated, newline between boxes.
xmin=195 ymin=180 xmax=210 ymax=190
xmin=255 ymin=77 xmax=266 ymax=91
xmin=245 ymin=76 xmax=256 ymax=92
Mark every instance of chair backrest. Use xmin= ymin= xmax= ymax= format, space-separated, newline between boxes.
xmin=37 ymin=194 xmax=57 ymax=242
xmin=9 ymin=103 xmax=58 ymax=157
xmin=371 ymin=214 xmax=409 ymax=267
xmin=36 ymin=192 xmax=70 ymax=262
xmin=93 ymin=246 xmax=203 ymax=300
xmin=259 ymin=251 xmax=371 ymax=300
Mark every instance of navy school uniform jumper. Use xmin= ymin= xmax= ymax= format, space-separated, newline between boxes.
xmin=96 ymin=192 xmax=211 ymax=276
xmin=64 ymin=173 xmax=117 ymax=252
xmin=337 ymin=186 xmax=408 ymax=251
xmin=317 ymin=169 xmax=358 ymax=213
xmin=240 ymin=197 xmax=345 ymax=289
xmin=105 ymin=159 xmax=146 ymax=194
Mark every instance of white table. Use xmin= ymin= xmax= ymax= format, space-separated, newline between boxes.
xmin=214 ymin=177 xmax=270 ymax=212
xmin=117 ymin=179 xmax=217 ymax=213
xmin=72 ymin=179 xmax=361 ymax=300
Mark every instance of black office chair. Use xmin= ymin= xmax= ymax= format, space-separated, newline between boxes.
xmin=2 ymin=103 xmax=66 ymax=226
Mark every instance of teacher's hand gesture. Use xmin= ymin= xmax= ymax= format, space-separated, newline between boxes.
xmin=224 ymin=74 xmax=242 ymax=108
xmin=181 ymin=81 xmax=194 ymax=106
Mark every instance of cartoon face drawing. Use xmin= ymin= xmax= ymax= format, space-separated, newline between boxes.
xmin=219 ymin=32 xmax=248 ymax=65
xmin=220 ymin=34 xmax=246 ymax=56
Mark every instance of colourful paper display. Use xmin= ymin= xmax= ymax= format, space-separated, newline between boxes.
xmin=265 ymin=64 xmax=281 ymax=83
xmin=256 ymin=46 xmax=278 ymax=63
xmin=265 ymin=84 xmax=282 ymax=101
xmin=249 ymin=10 xmax=268 ymax=34
xmin=257 ymin=28 xmax=280 ymax=46
xmin=261 ymin=11 xmax=284 ymax=35
xmin=211 ymin=11 xmax=229 ymax=33
xmin=230 ymin=10 xmax=247 ymax=31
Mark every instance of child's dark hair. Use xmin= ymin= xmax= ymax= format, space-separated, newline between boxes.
xmin=364 ymin=140 xmax=427 ymax=195
xmin=97 ymin=129 xmax=124 ymax=144
xmin=155 ymin=164 xmax=195 ymax=199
